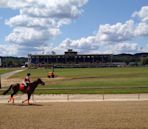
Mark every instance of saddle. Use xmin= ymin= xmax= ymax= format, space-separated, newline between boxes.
xmin=20 ymin=83 xmax=25 ymax=91
xmin=20 ymin=83 xmax=30 ymax=92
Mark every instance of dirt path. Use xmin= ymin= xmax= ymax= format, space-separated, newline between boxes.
xmin=0 ymin=101 xmax=148 ymax=129
xmin=1 ymin=69 xmax=26 ymax=87
xmin=1 ymin=69 xmax=25 ymax=79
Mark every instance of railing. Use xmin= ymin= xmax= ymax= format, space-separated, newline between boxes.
xmin=1 ymin=87 xmax=148 ymax=102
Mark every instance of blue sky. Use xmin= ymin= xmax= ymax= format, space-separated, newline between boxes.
xmin=58 ymin=0 xmax=148 ymax=41
xmin=0 ymin=9 xmax=16 ymax=42
xmin=0 ymin=0 xmax=148 ymax=56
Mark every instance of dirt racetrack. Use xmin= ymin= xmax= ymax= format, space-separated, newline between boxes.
xmin=0 ymin=101 xmax=148 ymax=129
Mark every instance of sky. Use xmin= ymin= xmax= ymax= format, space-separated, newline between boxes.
xmin=0 ymin=0 xmax=148 ymax=57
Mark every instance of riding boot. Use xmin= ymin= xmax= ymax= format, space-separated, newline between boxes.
xmin=24 ymin=86 xmax=27 ymax=91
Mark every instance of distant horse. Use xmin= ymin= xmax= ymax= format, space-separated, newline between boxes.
xmin=3 ymin=78 xmax=45 ymax=105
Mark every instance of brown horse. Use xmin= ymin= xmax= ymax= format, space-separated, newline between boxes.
xmin=3 ymin=78 xmax=45 ymax=105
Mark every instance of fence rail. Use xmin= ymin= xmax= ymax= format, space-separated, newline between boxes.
xmin=0 ymin=86 xmax=148 ymax=93
xmin=1 ymin=93 xmax=148 ymax=103
xmin=0 ymin=83 xmax=148 ymax=102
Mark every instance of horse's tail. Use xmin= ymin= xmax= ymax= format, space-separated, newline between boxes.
xmin=3 ymin=85 xmax=13 ymax=95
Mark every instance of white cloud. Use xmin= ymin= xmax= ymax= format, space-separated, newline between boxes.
xmin=0 ymin=0 xmax=27 ymax=9
xmin=0 ymin=0 xmax=87 ymax=18
xmin=133 ymin=6 xmax=148 ymax=22
xmin=110 ymin=43 xmax=139 ymax=54
xmin=5 ymin=27 xmax=58 ymax=46
xmin=2 ymin=0 xmax=88 ymax=56
xmin=0 ymin=44 xmax=19 ymax=56
xmin=57 ymin=36 xmax=98 ymax=53
xmin=5 ymin=15 xmax=71 ymax=29
xmin=133 ymin=6 xmax=148 ymax=37
xmin=55 ymin=6 xmax=148 ymax=54
xmin=0 ymin=1 xmax=148 ymax=56
xmin=56 ymin=37 xmax=140 ymax=54
xmin=96 ymin=20 xmax=135 ymax=43
xmin=143 ymin=44 xmax=148 ymax=52
xmin=135 ymin=22 xmax=148 ymax=36
xmin=55 ymin=19 xmax=139 ymax=54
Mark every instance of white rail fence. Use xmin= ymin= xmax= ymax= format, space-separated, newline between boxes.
xmin=1 ymin=93 xmax=148 ymax=103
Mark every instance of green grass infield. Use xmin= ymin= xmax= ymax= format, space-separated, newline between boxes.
xmin=4 ymin=67 xmax=147 ymax=94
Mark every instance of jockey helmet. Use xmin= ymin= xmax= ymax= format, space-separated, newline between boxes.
xmin=27 ymin=73 xmax=31 ymax=76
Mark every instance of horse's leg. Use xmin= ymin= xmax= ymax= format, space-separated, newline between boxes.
xmin=22 ymin=94 xmax=28 ymax=104
xmin=8 ymin=93 xmax=14 ymax=103
xmin=8 ymin=96 xmax=12 ymax=103
xmin=22 ymin=98 xmax=28 ymax=104
xmin=27 ymin=93 xmax=31 ymax=105
xmin=22 ymin=93 xmax=31 ymax=105
xmin=22 ymin=99 xmax=27 ymax=104
xmin=8 ymin=87 xmax=18 ymax=104
xmin=8 ymin=93 xmax=15 ymax=104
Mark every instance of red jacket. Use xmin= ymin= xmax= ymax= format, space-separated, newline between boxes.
xmin=24 ymin=76 xmax=30 ymax=83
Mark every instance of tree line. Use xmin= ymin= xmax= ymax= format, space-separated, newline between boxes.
xmin=0 ymin=57 xmax=27 ymax=67
xmin=112 ymin=53 xmax=148 ymax=66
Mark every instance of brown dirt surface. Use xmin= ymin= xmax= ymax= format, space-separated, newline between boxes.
xmin=1 ymin=77 xmax=65 ymax=87
xmin=1 ymin=78 xmax=22 ymax=87
xmin=0 ymin=101 xmax=148 ymax=129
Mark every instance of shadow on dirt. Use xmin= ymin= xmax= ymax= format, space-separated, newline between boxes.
xmin=6 ymin=103 xmax=43 ymax=106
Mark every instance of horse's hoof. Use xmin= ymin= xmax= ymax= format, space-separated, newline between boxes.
xmin=8 ymin=100 xmax=11 ymax=103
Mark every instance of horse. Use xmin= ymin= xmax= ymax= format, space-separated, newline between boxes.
xmin=3 ymin=78 xmax=45 ymax=105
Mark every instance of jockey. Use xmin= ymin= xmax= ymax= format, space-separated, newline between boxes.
xmin=23 ymin=73 xmax=31 ymax=87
